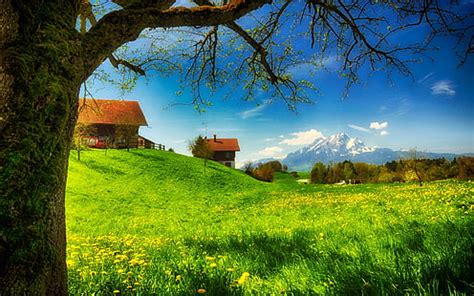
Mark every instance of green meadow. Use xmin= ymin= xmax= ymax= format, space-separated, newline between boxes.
xmin=66 ymin=149 xmax=473 ymax=295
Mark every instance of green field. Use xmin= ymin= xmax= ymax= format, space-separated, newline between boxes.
xmin=66 ymin=149 xmax=473 ymax=295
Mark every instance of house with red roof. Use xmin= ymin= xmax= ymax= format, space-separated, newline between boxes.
xmin=77 ymin=98 xmax=154 ymax=149
xmin=206 ymin=135 xmax=240 ymax=168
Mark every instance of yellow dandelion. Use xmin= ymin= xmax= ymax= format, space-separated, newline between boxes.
xmin=205 ymin=256 xmax=215 ymax=261
xmin=237 ymin=272 xmax=250 ymax=285
xmin=176 ymin=275 xmax=182 ymax=281
xmin=209 ymin=263 xmax=217 ymax=268
xmin=113 ymin=290 xmax=120 ymax=294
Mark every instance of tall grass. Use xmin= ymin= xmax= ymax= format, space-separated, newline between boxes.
xmin=66 ymin=149 xmax=473 ymax=295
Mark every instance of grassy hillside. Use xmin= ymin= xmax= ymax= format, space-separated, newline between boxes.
xmin=66 ymin=149 xmax=473 ymax=295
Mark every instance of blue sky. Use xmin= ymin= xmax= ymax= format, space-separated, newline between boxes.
xmin=85 ymin=2 xmax=474 ymax=166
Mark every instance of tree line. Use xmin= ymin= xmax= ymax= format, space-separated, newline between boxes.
xmin=310 ymin=157 xmax=474 ymax=185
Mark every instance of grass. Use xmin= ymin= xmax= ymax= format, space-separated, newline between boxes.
xmin=66 ymin=149 xmax=474 ymax=295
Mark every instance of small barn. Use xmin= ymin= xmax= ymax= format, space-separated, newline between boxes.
xmin=206 ymin=135 xmax=240 ymax=168
xmin=77 ymin=98 xmax=148 ymax=149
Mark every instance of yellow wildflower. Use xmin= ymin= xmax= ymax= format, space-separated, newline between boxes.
xmin=197 ymin=288 xmax=206 ymax=294
xmin=237 ymin=272 xmax=250 ymax=285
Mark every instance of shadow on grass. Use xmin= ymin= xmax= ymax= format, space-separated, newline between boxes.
xmin=178 ymin=223 xmax=474 ymax=295
xmin=82 ymin=159 xmax=126 ymax=176
xmin=130 ymin=150 xmax=166 ymax=162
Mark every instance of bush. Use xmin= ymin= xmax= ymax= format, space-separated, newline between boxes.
xmin=253 ymin=164 xmax=274 ymax=182
xmin=289 ymin=171 xmax=299 ymax=178
xmin=265 ymin=160 xmax=283 ymax=172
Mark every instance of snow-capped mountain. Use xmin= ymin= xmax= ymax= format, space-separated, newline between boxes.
xmin=300 ymin=133 xmax=375 ymax=156
xmin=254 ymin=132 xmax=461 ymax=171
xmin=282 ymin=133 xmax=376 ymax=170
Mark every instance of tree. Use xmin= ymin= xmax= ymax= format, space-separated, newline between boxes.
xmin=72 ymin=123 xmax=94 ymax=161
xmin=188 ymin=135 xmax=213 ymax=168
xmin=342 ymin=160 xmax=356 ymax=183
xmin=457 ymin=156 xmax=474 ymax=180
xmin=242 ymin=161 xmax=254 ymax=175
xmin=404 ymin=148 xmax=425 ymax=186
xmin=310 ymin=162 xmax=327 ymax=184
xmin=0 ymin=0 xmax=472 ymax=294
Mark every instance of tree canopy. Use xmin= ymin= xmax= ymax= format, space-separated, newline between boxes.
xmin=80 ymin=0 xmax=473 ymax=109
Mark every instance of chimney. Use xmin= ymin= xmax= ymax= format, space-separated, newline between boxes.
xmin=213 ymin=134 xmax=217 ymax=142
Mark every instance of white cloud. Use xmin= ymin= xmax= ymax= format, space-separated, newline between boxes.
xmin=370 ymin=121 xmax=388 ymax=130
xmin=431 ymin=80 xmax=456 ymax=96
xmin=348 ymin=124 xmax=370 ymax=133
xmin=258 ymin=146 xmax=285 ymax=157
xmin=380 ymin=130 xmax=389 ymax=136
xmin=280 ymin=129 xmax=324 ymax=146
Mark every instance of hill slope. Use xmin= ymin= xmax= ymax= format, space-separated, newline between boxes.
xmin=66 ymin=149 xmax=473 ymax=295
xmin=66 ymin=149 xmax=266 ymax=236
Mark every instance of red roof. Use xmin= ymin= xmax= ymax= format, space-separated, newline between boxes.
xmin=206 ymin=138 xmax=240 ymax=152
xmin=78 ymin=98 xmax=148 ymax=126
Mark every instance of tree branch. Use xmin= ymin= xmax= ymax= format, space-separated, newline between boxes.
xmin=80 ymin=0 xmax=271 ymax=79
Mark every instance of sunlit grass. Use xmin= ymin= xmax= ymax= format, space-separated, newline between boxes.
xmin=66 ymin=149 xmax=473 ymax=295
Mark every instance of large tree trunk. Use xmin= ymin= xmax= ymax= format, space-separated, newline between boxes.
xmin=0 ymin=1 xmax=81 ymax=294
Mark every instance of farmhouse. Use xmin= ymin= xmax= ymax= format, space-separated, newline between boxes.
xmin=77 ymin=98 xmax=154 ymax=149
xmin=206 ymin=135 xmax=240 ymax=168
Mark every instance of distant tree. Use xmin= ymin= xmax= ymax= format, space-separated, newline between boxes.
xmin=242 ymin=161 xmax=254 ymax=175
xmin=342 ymin=160 xmax=356 ymax=183
xmin=188 ymin=135 xmax=213 ymax=169
xmin=253 ymin=163 xmax=274 ymax=182
xmin=103 ymin=136 xmax=115 ymax=156
xmin=265 ymin=160 xmax=284 ymax=172
xmin=115 ymin=125 xmax=138 ymax=152
xmin=457 ymin=157 xmax=474 ymax=180
xmin=405 ymin=149 xmax=424 ymax=186
xmin=353 ymin=162 xmax=369 ymax=183
xmin=168 ymin=148 xmax=175 ymax=153
xmin=311 ymin=162 xmax=327 ymax=184
xmin=72 ymin=123 xmax=96 ymax=161
xmin=385 ymin=160 xmax=398 ymax=172
xmin=325 ymin=164 xmax=339 ymax=184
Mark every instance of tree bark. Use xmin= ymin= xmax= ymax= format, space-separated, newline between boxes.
xmin=0 ymin=0 xmax=270 ymax=294
xmin=0 ymin=1 xmax=81 ymax=294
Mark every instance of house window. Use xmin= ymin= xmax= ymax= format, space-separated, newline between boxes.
xmin=225 ymin=152 xmax=232 ymax=159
